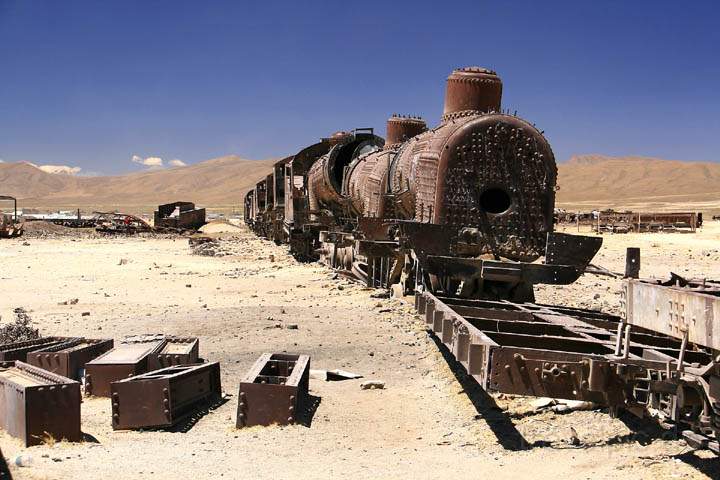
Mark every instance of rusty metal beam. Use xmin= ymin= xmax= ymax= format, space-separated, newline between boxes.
xmin=26 ymin=338 xmax=113 ymax=380
xmin=236 ymin=353 xmax=310 ymax=427
xmin=153 ymin=336 xmax=199 ymax=369
xmin=0 ymin=361 xmax=81 ymax=446
xmin=85 ymin=337 xmax=166 ymax=397
xmin=0 ymin=337 xmax=73 ymax=362
xmin=84 ymin=335 xmax=200 ymax=397
xmin=111 ymin=362 xmax=221 ymax=430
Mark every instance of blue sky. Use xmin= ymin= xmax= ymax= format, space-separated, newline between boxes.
xmin=0 ymin=1 xmax=718 ymax=175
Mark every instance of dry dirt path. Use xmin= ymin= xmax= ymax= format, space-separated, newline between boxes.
xmin=1 ymin=224 xmax=719 ymax=479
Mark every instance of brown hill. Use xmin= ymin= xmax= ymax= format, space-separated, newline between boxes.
xmin=557 ymin=155 xmax=720 ymax=212
xmin=2 ymin=154 xmax=719 ymax=213
xmin=0 ymin=156 xmax=277 ymax=211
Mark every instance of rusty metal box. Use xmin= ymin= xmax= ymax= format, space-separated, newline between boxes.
xmin=110 ymin=362 xmax=221 ymax=430
xmin=0 ymin=337 xmax=72 ymax=362
xmin=153 ymin=336 xmax=199 ymax=369
xmin=236 ymin=353 xmax=310 ymax=427
xmin=0 ymin=361 xmax=81 ymax=446
xmin=26 ymin=338 xmax=114 ymax=380
xmin=84 ymin=338 xmax=165 ymax=397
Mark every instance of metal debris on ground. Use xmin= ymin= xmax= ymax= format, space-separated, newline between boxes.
xmin=309 ymin=369 xmax=363 ymax=381
xmin=84 ymin=334 xmax=200 ymax=396
xmin=110 ymin=362 xmax=221 ymax=430
xmin=94 ymin=211 xmax=153 ymax=234
xmin=0 ymin=361 xmax=81 ymax=446
xmin=189 ymin=237 xmax=226 ymax=256
xmin=237 ymin=353 xmax=310 ymax=427
xmin=530 ymin=397 xmax=596 ymax=413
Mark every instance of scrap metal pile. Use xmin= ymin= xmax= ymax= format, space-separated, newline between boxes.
xmin=554 ymin=209 xmax=702 ymax=233
xmin=242 ymin=66 xmax=719 ymax=453
xmin=596 ymin=211 xmax=701 ymax=233
xmin=0 ymin=328 xmax=308 ymax=445
xmin=93 ymin=203 xmax=207 ymax=234
xmin=93 ymin=211 xmax=154 ymax=234
xmin=0 ymin=334 xmax=220 ymax=445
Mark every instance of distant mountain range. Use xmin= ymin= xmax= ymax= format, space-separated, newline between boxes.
xmin=556 ymin=155 xmax=720 ymax=210
xmin=1 ymin=154 xmax=718 ymax=212
xmin=0 ymin=156 xmax=276 ymax=211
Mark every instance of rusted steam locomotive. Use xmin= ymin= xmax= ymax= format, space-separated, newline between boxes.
xmin=245 ymin=67 xmax=600 ymax=300
xmin=245 ymin=68 xmax=720 ymax=451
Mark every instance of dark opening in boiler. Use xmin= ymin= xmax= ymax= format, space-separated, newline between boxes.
xmin=479 ymin=187 xmax=512 ymax=214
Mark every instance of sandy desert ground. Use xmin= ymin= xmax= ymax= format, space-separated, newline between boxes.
xmin=1 ymin=221 xmax=720 ymax=479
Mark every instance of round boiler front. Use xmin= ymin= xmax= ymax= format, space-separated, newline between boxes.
xmin=435 ymin=114 xmax=557 ymax=261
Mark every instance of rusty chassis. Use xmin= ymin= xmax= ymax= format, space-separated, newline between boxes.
xmin=416 ymin=269 xmax=720 ymax=452
xmin=318 ymin=219 xmax=602 ymax=302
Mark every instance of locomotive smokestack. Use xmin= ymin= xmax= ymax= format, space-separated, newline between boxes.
xmin=442 ymin=67 xmax=502 ymax=121
xmin=385 ymin=115 xmax=427 ymax=147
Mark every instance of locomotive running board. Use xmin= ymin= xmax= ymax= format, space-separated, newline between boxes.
xmin=424 ymin=256 xmax=583 ymax=285
xmin=397 ymin=222 xmax=602 ymax=286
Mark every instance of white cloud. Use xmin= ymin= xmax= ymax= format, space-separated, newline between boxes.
xmin=37 ymin=164 xmax=82 ymax=175
xmin=0 ymin=159 xmax=4 ymax=163
xmin=168 ymin=159 xmax=187 ymax=167
xmin=132 ymin=155 xmax=164 ymax=167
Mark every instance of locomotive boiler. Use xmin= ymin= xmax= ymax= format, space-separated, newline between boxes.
xmin=245 ymin=67 xmax=600 ymax=300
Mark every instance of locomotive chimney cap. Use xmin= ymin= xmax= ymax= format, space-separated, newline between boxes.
xmin=453 ymin=66 xmax=497 ymax=75
xmin=389 ymin=114 xmax=425 ymax=122
xmin=442 ymin=66 xmax=503 ymax=121
xmin=385 ymin=115 xmax=427 ymax=147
